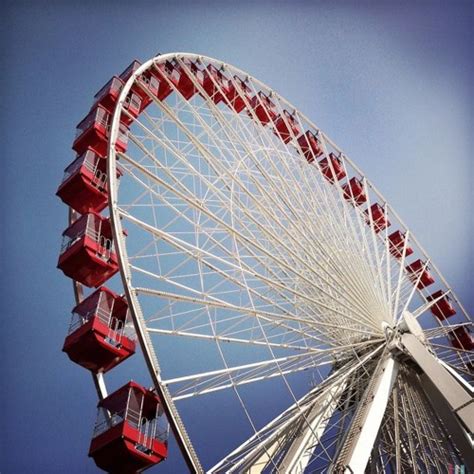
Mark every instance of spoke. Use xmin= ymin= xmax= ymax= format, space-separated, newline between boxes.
xmin=166 ymin=346 xmax=360 ymax=401
xmin=118 ymin=148 xmax=381 ymax=334
xmin=147 ymin=328 xmax=316 ymax=351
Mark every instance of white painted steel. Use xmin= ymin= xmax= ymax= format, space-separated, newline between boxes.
xmin=343 ymin=355 xmax=398 ymax=473
xmin=102 ymin=52 xmax=473 ymax=472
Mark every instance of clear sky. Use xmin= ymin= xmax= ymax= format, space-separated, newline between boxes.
xmin=1 ymin=1 xmax=472 ymax=472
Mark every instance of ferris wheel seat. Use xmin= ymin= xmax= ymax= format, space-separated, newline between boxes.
xmin=319 ymin=153 xmax=346 ymax=183
xmin=91 ymin=74 xmax=143 ymax=124
xmin=58 ymin=213 xmax=119 ymax=287
xmin=63 ymin=317 xmax=135 ymax=373
xmin=388 ymin=230 xmax=414 ymax=259
xmin=119 ymin=91 xmax=143 ymax=126
xmin=57 ymin=241 xmax=119 ymax=287
xmin=92 ymin=76 xmax=124 ymax=113
xmin=130 ymin=72 xmax=160 ymax=110
xmin=56 ymin=150 xmax=110 ymax=214
xmin=364 ymin=203 xmax=391 ymax=233
xmin=98 ymin=60 xmax=159 ymax=115
xmin=273 ymin=110 xmax=301 ymax=144
xmin=342 ymin=177 xmax=367 ymax=205
xmin=224 ymin=76 xmax=251 ymax=113
xmin=297 ymin=130 xmax=324 ymax=163
xmin=405 ymin=259 xmax=435 ymax=289
xmin=201 ymin=64 xmax=230 ymax=105
xmin=174 ymin=59 xmax=204 ymax=100
xmin=249 ymin=91 xmax=278 ymax=125
xmin=73 ymin=105 xmax=129 ymax=158
xmin=63 ymin=286 xmax=135 ymax=373
xmin=119 ymin=59 xmax=142 ymax=82
xmin=89 ymin=381 xmax=168 ymax=472
xmin=426 ymin=291 xmax=456 ymax=319
xmin=149 ymin=61 xmax=180 ymax=102
xmin=448 ymin=326 xmax=474 ymax=350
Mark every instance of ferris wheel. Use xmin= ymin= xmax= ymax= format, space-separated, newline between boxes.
xmin=56 ymin=52 xmax=473 ymax=473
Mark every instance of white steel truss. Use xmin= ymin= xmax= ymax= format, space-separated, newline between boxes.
xmin=101 ymin=52 xmax=473 ymax=473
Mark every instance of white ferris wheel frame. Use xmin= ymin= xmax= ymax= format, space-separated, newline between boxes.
xmin=101 ymin=52 xmax=473 ymax=473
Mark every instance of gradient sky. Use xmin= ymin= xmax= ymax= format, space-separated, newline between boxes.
xmin=1 ymin=1 xmax=472 ymax=472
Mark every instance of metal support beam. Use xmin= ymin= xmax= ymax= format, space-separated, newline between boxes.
xmin=276 ymin=383 xmax=346 ymax=473
xmin=419 ymin=373 xmax=474 ymax=472
xmin=237 ymin=381 xmax=346 ymax=473
xmin=335 ymin=354 xmax=398 ymax=473
xmin=401 ymin=333 xmax=474 ymax=434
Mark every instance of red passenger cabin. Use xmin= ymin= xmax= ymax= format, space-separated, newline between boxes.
xmin=72 ymin=105 xmax=129 ymax=158
xmin=201 ymin=64 xmax=230 ymax=104
xmin=448 ymin=327 xmax=474 ymax=351
xmin=224 ymin=76 xmax=251 ymax=113
xmin=133 ymin=71 xmax=160 ymax=108
xmin=56 ymin=148 xmax=122 ymax=215
xmin=119 ymin=60 xmax=142 ymax=82
xmin=388 ymin=230 xmax=413 ymax=259
xmin=57 ymin=212 xmax=119 ymax=287
xmin=151 ymin=60 xmax=180 ymax=102
xmin=405 ymin=259 xmax=435 ymax=289
xmin=342 ymin=177 xmax=367 ymax=205
xmin=89 ymin=381 xmax=168 ymax=473
xmin=426 ymin=291 xmax=456 ymax=319
xmin=273 ymin=110 xmax=301 ymax=144
xmin=297 ymin=131 xmax=324 ymax=163
xmin=118 ymin=59 xmax=156 ymax=110
xmin=63 ymin=287 xmax=136 ymax=373
xmin=249 ymin=91 xmax=278 ymax=125
xmin=365 ymin=203 xmax=391 ymax=233
xmin=93 ymin=76 xmax=124 ymax=112
xmin=319 ymin=153 xmax=346 ymax=183
xmin=92 ymin=76 xmax=142 ymax=125
xmin=174 ymin=59 xmax=203 ymax=100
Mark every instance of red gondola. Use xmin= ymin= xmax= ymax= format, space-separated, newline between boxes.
xmin=117 ymin=59 xmax=158 ymax=112
xmin=342 ymin=177 xmax=367 ymax=205
xmin=133 ymin=71 xmax=160 ymax=107
xmin=405 ymin=259 xmax=435 ymax=289
xmin=151 ymin=60 xmax=180 ymax=101
xmin=365 ymin=203 xmax=391 ymax=233
xmin=89 ymin=381 xmax=168 ymax=473
xmin=92 ymin=76 xmax=142 ymax=123
xmin=93 ymin=76 xmax=124 ymax=113
xmin=57 ymin=212 xmax=119 ymax=288
xmin=224 ymin=76 xmax=251 ymax=113
xmin=273 ymin=110 xmax=301 ymax=144
xmin=201 ymin=64 xmax=229 ymax=104
xmin=297 ymin=131 xmax=323 ymax=163
xmin=319 ymin=153 xmax=346 ymax=183
xmin=56 ymin=149 xmax=108 ymax=214
xmin=63 ymin=287 xmax=135 ymax=373
xmin=72 ymin=105 xmax=129 ymax=158
xmin=249 ymin=91 xmax=278 ymax=125
xmin=388 ymin=230 xmax=414 ymax=259
xmin=119 ymin=60 xmax=142 ymax=82
xmin=426 ymin=291 xmax=456 ymax=319
xmin=448 ymin=327 xmax=474 ymax=350
xmin=174 ymin=59 xmax=203 ymax=100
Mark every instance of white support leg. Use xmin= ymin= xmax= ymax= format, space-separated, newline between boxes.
xmin=401 ymin=333 xmax=474 ymax=434
xmin=337 ymin=354 xmax=398 ymax=474
xmin=239 ymin=381 xmax=346 ymax=473
xmin=277 ymin=382 xmax=346 ymax=473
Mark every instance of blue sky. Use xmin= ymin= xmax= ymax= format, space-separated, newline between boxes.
xmin=1 ymin=1 xmax=472 ymax=472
